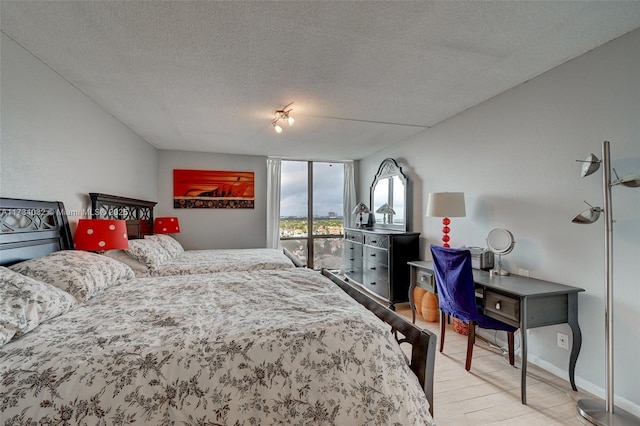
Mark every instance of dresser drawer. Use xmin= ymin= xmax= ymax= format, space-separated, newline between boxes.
xmin=344 ymin=240 xmax=363 ymax=261
xmin=363 ymin=268 xmax=390 ymax=299
xmin=344 ymin=241 xmax=363 ymax=283
xmin=345 ymin=230 xmax=364 ymax=243
xmin=363 ymin=245 xmax=388 ymax=268
xmin=364 ymin=234 xmax=388 ymax=249
xmin=341 ymin=228 xmax=419 ymax=306
xmin=362 ymin=245 xmax=390 ymax=299
xmin=484 ymin=290 xmax=520 ymax=324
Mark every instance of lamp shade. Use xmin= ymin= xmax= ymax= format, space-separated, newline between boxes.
xmin=426 ymin=192 xmax=466 ymax=217
xmin=375 ymin=202 xmax=396 ymax=214
xmin=154 ymin=217 xmax=180 ymax=234
xmin=351 ymin=202 xmax=370 ymax=214
xmin=617 ymin=172 xmax=640 ymax=187
xmin=74 ymin=219 xmax=129 ymax=251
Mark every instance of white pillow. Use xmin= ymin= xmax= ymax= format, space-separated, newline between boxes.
xmin=103 ymin=249 xmax=150 ymax=277
xmin=10 ymin=250 xmax=135 ymax=302
xmin=145 ymin=234 xmax=184 ymax=258
xmin=125 ymin=238 xmax=172 ymax=267
xmin=0 ymin=267 xmax=76 ymax=347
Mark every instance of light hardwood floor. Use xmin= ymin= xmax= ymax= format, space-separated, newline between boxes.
xmin=393 ymin=303 xmax=594 ymax=426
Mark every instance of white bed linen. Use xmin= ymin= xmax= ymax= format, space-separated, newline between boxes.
xmin=0 ymin=268 xmax=433 ymax=425
xmin=145 ymin=247 xmax=295 ymax=277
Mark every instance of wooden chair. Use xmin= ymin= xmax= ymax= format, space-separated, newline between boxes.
xmin=430 ymin=245 xmax=517 ymax=371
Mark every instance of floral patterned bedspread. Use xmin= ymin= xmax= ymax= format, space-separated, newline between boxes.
xmin=149 ymin=248 xmax=295 ymax=276
xmin=0 ymin=268 xmax=433 ymax=426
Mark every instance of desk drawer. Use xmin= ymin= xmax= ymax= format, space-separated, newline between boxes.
xmin=416 ymin=269 xmax=436 ymax=293
xmin=484 ymin=290 xmax=520 ymax=323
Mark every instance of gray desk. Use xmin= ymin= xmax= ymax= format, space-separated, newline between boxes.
xmin=408 ymin=260 xmax=585 ymax=404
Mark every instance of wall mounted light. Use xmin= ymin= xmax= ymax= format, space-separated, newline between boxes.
xmin=272 ymin=102 xmax=295 ymax=133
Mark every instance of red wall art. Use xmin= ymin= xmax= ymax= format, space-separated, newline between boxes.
xmin=173 ymin=169 xmax=255 ymax=209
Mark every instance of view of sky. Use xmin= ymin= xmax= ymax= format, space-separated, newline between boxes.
xmin=280 ymin=161 xmax=344 ymax=218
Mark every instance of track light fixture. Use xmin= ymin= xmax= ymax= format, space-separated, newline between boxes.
xmin=272 ymin=102 xmax=295 ymax=133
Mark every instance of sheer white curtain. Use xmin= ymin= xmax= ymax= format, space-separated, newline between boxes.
xmin=343 ymin=161 xmax=356 ymax=229
xmin=342 ymin=161 xmax=356 ymax=274
xmin=266 ymin=158 xmax=281 ymax=249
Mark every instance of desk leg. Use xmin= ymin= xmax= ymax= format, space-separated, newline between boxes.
xmin=568 ymin=293 xmax=581 ymax=392
xmin=408 ymin=273 xmax=416 ymax=324
xmin=521 ymin=299 xmax=528 ymax=405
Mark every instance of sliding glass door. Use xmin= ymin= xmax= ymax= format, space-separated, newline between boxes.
xmin=280 ymin=160 xmax=344 ymax=269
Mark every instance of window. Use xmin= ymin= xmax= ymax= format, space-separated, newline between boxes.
xmin=279 ymin=160 xmax=344 ymax=270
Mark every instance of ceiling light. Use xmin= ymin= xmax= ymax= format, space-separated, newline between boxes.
xmin=272 ymin=102 xmax=294 ymax=133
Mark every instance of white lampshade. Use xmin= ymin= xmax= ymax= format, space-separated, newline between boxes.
xmin=376 ymin=202 xmax=395 ymax=214
xmin=352 ymin=202 xmax=370 ymax=214
xmin=426 ymin=192 xmax=466 ymax=217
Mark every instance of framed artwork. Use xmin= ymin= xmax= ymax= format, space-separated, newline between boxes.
xmin=173 ymin=169 xmax=255 ymax=209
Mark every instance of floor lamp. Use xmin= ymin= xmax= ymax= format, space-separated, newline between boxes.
xmin=573 ymin=141 xmax=640 ymax=426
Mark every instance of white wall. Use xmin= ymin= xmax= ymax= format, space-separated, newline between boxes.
xmin=1 ymin=33 xmax=157 ymax=224
xmin=360 ymin=28 xmax=640 ymax=413
xmin=3 ymin=20 xmax=638 ymax=413
xmin=157 ymin=150 xmax=267 ymax=250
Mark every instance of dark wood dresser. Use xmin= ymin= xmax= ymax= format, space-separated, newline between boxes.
xmin=344 ymin=227 xmax=420 ymax=309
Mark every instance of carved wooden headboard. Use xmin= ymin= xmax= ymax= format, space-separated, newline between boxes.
xmin=90 ymin=193 xmax=156 ymax=239
xmin=0 ymin=197 xmax=73 ymax=266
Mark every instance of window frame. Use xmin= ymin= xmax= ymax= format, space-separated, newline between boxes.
xmin=279 ymin=160 xmax=345 ymax=270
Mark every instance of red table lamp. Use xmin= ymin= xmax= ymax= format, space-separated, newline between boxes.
xmin=74 ymin=219 xmax=129 ymax=251
xmin=426 ymin=192 xmax=466 ymax=248
xmin=154 ymin=217 xmax=180 ymax=234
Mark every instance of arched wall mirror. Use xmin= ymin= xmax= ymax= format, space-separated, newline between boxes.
xmin=370 ymin=158 xmax=410 ymax=231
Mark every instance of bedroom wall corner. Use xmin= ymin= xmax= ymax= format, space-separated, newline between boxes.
xmin=0 ymin=33 xmax=158 ymax=224
xmin=156 ymin=150 xmax=267 ymax=250
xmin=358 ymin=28 xmax=640 ymax=414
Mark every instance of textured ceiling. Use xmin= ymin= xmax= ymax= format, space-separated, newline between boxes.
xmin=2 ymin=1 xmax=640 ymax=160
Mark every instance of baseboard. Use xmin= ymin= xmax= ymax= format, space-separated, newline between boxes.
xmin=475 ymin=329 xmax=640 ymax=417
xmin=526 ymin=353 xmax=640 ymax=418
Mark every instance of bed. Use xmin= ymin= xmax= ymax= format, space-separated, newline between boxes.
xmin=1 ymin=197 xmax=437 ymax=424
xmin=89 ymin=193 xmax=302 ymax=277
xmin=107 ymin=243 xmax=298 ymax=277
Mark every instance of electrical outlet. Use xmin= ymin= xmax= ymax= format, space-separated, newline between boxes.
xmin=557 ymin=332 xmax=569 ymax=350
xmin=518 ymin=269 xmax=530 ymax=277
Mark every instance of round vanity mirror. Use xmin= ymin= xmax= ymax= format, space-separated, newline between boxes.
xmin=486 ymin=228 xmax=515 ymax=276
